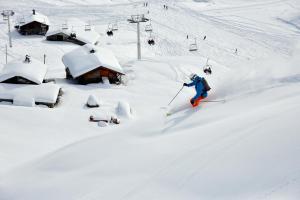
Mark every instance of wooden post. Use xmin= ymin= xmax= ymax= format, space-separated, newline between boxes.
xmin=43 ymin=54 xmax=46 ymax=64
xmin=5 ymin=44 xmax=8 ymax=64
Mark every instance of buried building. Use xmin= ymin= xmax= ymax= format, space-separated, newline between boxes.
xmin=0 ymin=57 xmax=61 ymax=108
xmin=62 ymin=44 xmax=124 ymax=84
xmin=15 ymin=9 xmax=50 ymax=35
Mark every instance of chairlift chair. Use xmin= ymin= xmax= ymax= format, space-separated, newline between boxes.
xmin=2 ymin=15 xmax=8 ymax=21
xmin=145 ymin=19 xmax=153 ymax=32
xmin=85 ymin=24 xmax=91 ymax=31
xmin=189 ymin=38 xmax=198 ymax=51
xmin=189 ymin=44 xmax=198 ymax=51
xmin=147 ymin=33 xmax=155 ymax=45
xmin=70 ymin=32 xmax=77 ymax=38
xmin=203 ymin=58 xmax=212 ymax=74
xmin=203 ymin=65 xmax=212 ymax=75
xmin=107 ymin=23 xmax=114 ymax=36
xmin=145 ymin=24 xmax=153 ymax=32
xmin=62 ymin=23 xmax=68 ymax=30
xmin=112 ymin=22 xmax=118 ymax=31
xmin=107 ymin=29 xmax=113 ymax=36
xmin=19 ymin=16 xmax=25 ymax=24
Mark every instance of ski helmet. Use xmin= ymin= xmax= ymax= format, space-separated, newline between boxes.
xmin=189 ymin=73 xmax=197 ymax=81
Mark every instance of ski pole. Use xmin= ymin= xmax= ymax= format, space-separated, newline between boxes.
xmin=168 ymin=85 xmax=184 ymax=106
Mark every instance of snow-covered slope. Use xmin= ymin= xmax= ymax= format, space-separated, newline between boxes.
xmin=0 ymin=0 xmax=300 ymax=199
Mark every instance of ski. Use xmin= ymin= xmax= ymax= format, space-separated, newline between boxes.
xmin=166 ymin=99 xmax=226 ymax=116
xmin=202 ymin=99 xmax=226 ymax=103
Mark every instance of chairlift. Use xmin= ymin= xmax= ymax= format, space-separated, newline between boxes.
xmin=147 ymin=33 xmax=155 ymax=45
xmin=85 ymin=24 xmax=91 ymax=31
xmin=19 ymin=16 xmax=25 ymax=24
xmin=107 ymin=24 xmax=114 ymax=36
xmin=107 ymin=29 xmax=113 ymax=36
xmin=145 ymin=20 xmax=153 ymax=32
xmin=70 ymin=32 xmax=77 ymax=38
xmin=112 ymin=22 xmax=118 ymax=31
xmin=189 ymin=38 xmax=198 ymax=51
xmin=203 ymin=65 xmax=212 ymax=75
xmin=145 ymin=24 xmax=153 ymax=32
xmin=2 ymin=14 xmax=8 ymax=21
xmin=62 ymin=23 xmax=68 ymax=30
xmin=203 ymin=58 xmax=212 ymax=75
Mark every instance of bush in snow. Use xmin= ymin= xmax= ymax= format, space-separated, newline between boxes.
xmin=13 ymin=96 xmax=35 ymax=107
xmin=117 ymin=101 xmax=132 ymax=118
xmin=86 ymin=95 xmax=101 ymax=108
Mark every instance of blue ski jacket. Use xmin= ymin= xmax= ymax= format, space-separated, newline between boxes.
xmin=186 ymin=76 xmax=208 ymax=101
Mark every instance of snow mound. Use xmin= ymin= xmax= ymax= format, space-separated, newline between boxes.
xmin=117 ymin=101 xmax=132 ymax=118
xmin=102 ymin=77 xmax=110 ymax=85
xmin=86 ymin=95 xmax=101 ymax=108
xmin=98 ymin=121 xmax=109 ymax=127
xmin=92 ymin=113 xmax=110 ymax=121
xmin=13 ymin=95 xmax=35 ymax=107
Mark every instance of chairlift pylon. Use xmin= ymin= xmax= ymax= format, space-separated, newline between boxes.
xmin=145 ymin=20 xmax=153 ymax=32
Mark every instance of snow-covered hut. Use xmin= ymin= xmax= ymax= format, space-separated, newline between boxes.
xmin=0 ymin=83 xmax=62 ymax=108
xmin=46 ymin=24 xmax=100 ymax=46
xmin=62 ymin=44 xmax=124 ymax=84
xmin=0 ymin=58 xmax=47 ymax=85
xmin=15 ymin=9 xmax=50 ymax=35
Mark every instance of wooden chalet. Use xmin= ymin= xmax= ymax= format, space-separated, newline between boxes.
xmin=15 ymin=10 xmax=50 ymax=35
xmin=46 ymin=21 xmax=100 ymax=46
xmin=62 ymin=44 xmax=124 ymax=84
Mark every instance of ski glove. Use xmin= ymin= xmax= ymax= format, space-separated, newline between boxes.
xmin=183 ymin=83 xmax=188 ymax=86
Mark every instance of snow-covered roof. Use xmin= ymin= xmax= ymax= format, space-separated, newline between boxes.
xmin=62 ymin=44 xmax=124 ymax=78
xmin=0 ymin=83 xmax=60 ymax=104
xmin=0 ymin=58 xmax=48 ymax=85
xmin=17 ymin=12 xmax=50 ymax=26
xmin=46 ymin=26 xmax=100 ymax=45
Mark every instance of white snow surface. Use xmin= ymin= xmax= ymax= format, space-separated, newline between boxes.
xmin=62 ymin=44 xmax=124 ymax=78
xmin=0 ymin=58 xmax=47 ymax=84
xmin=13 ymin=96 xmax=35 ymax=107
xmin=0 ymin=0 xmax=300 ymax=200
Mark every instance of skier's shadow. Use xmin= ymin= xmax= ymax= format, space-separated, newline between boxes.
xmin=162 ymin=105 xmax=201 ymax=133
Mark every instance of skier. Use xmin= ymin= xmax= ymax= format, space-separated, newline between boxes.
xmin=183 ymin=74 xmax=210 ymax=107
xmin=24 ymin=55 xmax=31 ymax=63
